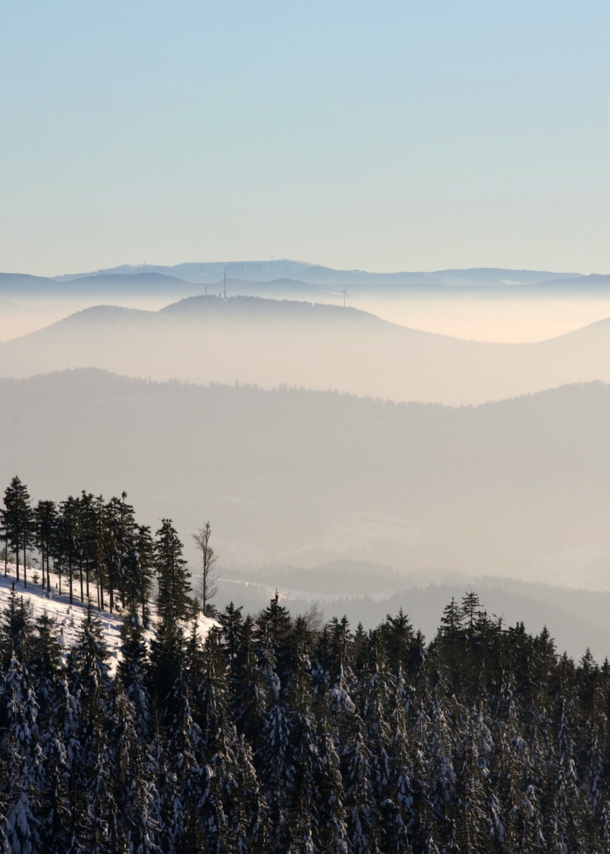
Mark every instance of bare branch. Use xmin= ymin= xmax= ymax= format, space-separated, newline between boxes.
xmin=192 ymin=521 xmax=218 ymax=615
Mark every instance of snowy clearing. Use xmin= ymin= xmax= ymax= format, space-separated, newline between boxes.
xmin=0 ymin=562 xmax=216 ymax=670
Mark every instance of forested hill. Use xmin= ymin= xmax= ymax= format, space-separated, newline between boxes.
xmin=0 ymin=474 xmax=609 ymax=850
xmin=0 ymin=575 xmax=608 ymax=851
xmin=6 ymin=294 xmax=610 ymax=404
xmin=2 ymin=369 xmax=610 ymax=591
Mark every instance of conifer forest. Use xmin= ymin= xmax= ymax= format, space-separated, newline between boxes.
xmin=0 ymin=476 xmax=609 ymax=853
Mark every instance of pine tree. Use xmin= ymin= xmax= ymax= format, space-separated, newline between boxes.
xmin=231 ymin=731 xmax=268 ymax=853
xmin=548 ymin=697 xmax=590 ymax=854
xmin=383 ymin=668 xmax=414 ymax=854
xmin=164 ymin=673 xmax=206 ymax=851
xmin=118 ymin=607 xmax=151 ymax=742
xmin=283 ymin=618 xmax=319 ymax=853
xmin=316 ymin=714 xmax=348 ymax=853
xmin=256 ymin=593 xmax=292 ymax=684
xmin=343 ymin=712 xmax=382 ymax=854
xmin=33 ymin=500 xmax=56 ymax=594
xmin=232 ymin=614 xmax=269 ymax=748
xmin=110 ymin=688 xmax=160 ymax=853
xmin=381 ymin=609 xmax=414 ymax=675
xmin=258 ymin=666 xmax=293 ymax=853
xmin=67 ymin=604 xmax=115 ymax=851
xmin=0 ymin=586 xmax=35 ymax=668
xmin=55 ymin=496 xmax=80 ymax=605
xmin=75 ymin=492 xmax=97 ymax=605
xmin=2 ymin=476 xmax=34 ymax=586
xmin=359 ymin=630 xmax=393 ymax=809
xmin=101 ymin=494 xmax=138 ymax=614
xmin=0 ymin=648 xmax=42 ymax=854
xmin=154 ymin=519 xmax=191 ymax=623
xmin=425 ymin=681 xmax=457 ymax=847
xmin=409 ymin=675 xmax=441 ymax=853
xmin=454 ymin=704 xmax=493 ymax=854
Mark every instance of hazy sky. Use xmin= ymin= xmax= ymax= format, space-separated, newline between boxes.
xmin=2 ymin=1 xmax=610 ymax=277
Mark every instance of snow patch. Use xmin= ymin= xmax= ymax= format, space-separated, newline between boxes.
xmin=0 ymin=563 xmax=216 ymax=671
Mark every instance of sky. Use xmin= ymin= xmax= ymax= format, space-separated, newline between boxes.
xmin=1 ymin=1 xmax=610 ymax=277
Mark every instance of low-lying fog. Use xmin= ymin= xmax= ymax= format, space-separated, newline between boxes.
xmin=355 ymin=293 xmax=610 ymax=343
xmin=0 ymin=294 xmax=173 ymax=341
xmin=4 ymin=265 xmax=610 ymax=657
xmin=7 ymin=293 xmax=610 ymax=405
xmin=7 ymin=289 xmax=610 ymax=344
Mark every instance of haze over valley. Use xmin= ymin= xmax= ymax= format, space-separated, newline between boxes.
xmin=5 ymin=284 xmax=610 ymax=405
xmin=7 ymin=261 xmax=610 ymax=343
xmin=4 ymin=261 xmax=610 ymax=627
xmin=2 ymin=362 xmax=610 ymax=655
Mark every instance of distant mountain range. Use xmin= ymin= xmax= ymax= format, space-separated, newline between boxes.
xmin=55 ymin=261 xmax=584 ymax=288
xmin=5 ymin=294 xmax=610 ymax=404
xmin=3 ymin=261 xmax=610 ymax=298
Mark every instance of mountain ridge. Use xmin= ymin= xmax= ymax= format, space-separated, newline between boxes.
xmin=53 ymin=260 xmax=584 ymax=287
xmin=2 ymin=368 xmax=610 ymax=591
xmin=5 ymin=294 xmax=610 ymax=406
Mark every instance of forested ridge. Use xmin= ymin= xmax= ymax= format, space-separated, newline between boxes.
xmin=0 ymin=478 xmax=609 ymax=852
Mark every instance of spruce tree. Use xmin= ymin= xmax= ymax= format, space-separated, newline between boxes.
xmin=55 ymin=496 xmax=80 ymax=605
xmin=232 ymin=614 xmax=269 ymax=748
xmin=33 ymin=500 xmax=56 ymax=594
xmin=109 ymin=688 xmax=160 ymax=853
xmin=66 ymin=604 xmax=115 ymax=851
xmin=343 ymin=712 xmax=381 ymax=854
xmin=154 ymin=519 xmax=191 ymax=623
xmin=2 ymin=476 xmax=34 ymax=586
xmin=1 ymin=652 xmax=41 ymax=854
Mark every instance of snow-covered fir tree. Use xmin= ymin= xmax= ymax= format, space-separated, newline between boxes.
xmin=0 ymin=479 xmax=609 ymax=851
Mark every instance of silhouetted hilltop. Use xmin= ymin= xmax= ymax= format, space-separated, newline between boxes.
xmin=159 ymin=294 xmax=387 ymax=325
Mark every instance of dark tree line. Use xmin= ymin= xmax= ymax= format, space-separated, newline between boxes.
xmin=1 ymin=478 xmax=610 ymax=851
xmin=0 ymin=477 xmax=167 ymax=619
xmin=0 ymin=476 xmax=216 ymax=622
xmin=0 ymin=586 xmax=609 ymax=851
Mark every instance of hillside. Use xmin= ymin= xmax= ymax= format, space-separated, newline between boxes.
xmin=2 ymin=369 xmax=610 ymax=591
xmin=0 ymin=563 xmax=215 ymax=670
xmin=5 ymin=295 xmax=610 ymax=404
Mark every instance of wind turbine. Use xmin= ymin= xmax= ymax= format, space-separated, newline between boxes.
xmin=340 ymin=285 xmax=349 ymax=308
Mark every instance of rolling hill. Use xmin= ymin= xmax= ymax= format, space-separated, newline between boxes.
xmin=2 ymin=368 xmax=610 ymax=593
xmin=4 ymin=295 xmax=610 ymax=404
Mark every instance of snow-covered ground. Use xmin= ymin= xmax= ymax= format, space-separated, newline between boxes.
xmin=0 ymin=563 xmax=216 ymax=670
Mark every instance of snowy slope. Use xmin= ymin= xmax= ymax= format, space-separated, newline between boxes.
xmin=0 ymin=563 xmax=216 ymax=669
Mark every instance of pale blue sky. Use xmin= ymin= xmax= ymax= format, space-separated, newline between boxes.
xmin=1 ymin=1 xmax=609 ymax=275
